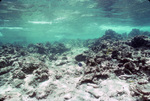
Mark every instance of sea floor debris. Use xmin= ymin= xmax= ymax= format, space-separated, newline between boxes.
xmin=0 ymin=29 xmax=150 ymax=101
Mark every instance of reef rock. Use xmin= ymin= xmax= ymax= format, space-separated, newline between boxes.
xmin=75 ymin=54 xmax=87 ymax=62
xmin=129 ymin=36 xmax=149 ymax=48
xmin=19 ymin=56 xmax=48 ymax=74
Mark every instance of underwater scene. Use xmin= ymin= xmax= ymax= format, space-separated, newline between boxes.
xmin=0 ymin=0 xmax=150 ymax=101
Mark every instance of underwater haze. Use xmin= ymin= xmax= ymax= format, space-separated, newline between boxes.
xmin=0 ymin=0 xmax=150 ymax=43
xmin=1 ymin=1 xmax=150 ymax=100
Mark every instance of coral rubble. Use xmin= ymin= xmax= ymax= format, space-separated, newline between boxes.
xmin=0 ymin=29 xmax=150 ymax=101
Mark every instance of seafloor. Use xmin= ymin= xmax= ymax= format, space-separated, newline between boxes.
xmin=0 ymin=29 xmax=150 ymax=101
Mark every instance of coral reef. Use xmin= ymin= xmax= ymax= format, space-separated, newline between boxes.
xmin=128 ymin=29 xmax=150 ymax=38
xmin=0 ymin=29 xmax=150 ymax=101
xmin=76 ymin=30 xmax=150 ymax=100
xmin=27 ymin=42 xmax=69 ymax=54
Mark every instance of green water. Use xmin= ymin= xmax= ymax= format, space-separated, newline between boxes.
xmin=0 ymin=0 xmax=150 ymax=43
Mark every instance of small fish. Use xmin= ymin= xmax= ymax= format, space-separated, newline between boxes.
xmin=128 ymin=80 xmax=135 ymax=83
xmin=78 ymin=62 xmax=82 ymax=67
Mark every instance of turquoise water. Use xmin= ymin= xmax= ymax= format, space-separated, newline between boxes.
xmin=0 ymin=0 xmax=150 ymax=43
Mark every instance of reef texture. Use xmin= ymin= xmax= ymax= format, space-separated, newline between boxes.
xmin=0 ymin=29 xmax=150 ymax=101
xmin=76 ymin=30 xmax=150 ymax=101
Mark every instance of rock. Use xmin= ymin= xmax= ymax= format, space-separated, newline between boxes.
xmin=95 ymin=58 xmax=105 ymax=64
xmin=104 ymin=29 xmax=123 ymax=41
xmin=62 ymin=56 xmax=67 ymax=60
xmin=35 ymin=43 xmax=46 ymax=54
xmin=13 ymin=70 xmax=26 ymax=79
xmin=86 ymin=58 xmax=97 ymax=66
xmin=27 ymin=90 xmax=36 ymax=98
xmin=120 ymin=58 xmax=132 ymax=64
xmin=86 ymin=89 xmax=103 ymax=98
xmin=45 ymin=42 xmax=52 ymax=48
xmin=128 ymin=29 xmax=150 ymax=38
xmin=128 ymin=29 xmax=141 ymax=37
xmin=130 ymin=83 xmax=150 ymax=100
xmin=130 ymin=36 xmax=149 ymax=48
xmin=27 ymin=42 xmax=69 ymax=54
xmin=50 ymin=43 xmax=69 ymax=54
xmin=36 ymin=91 xmax=48 ymax=99
xmin=20 ymin=57 xmax=47 ymax=74
xmin=1 ymin=29 xmax=150 ymax=101
xmin=12 ymin=79 xmax=24 ymax=88
xmin=21 ymin=62 xmax=39 ymax=74
xmin=84 ymin=66 xmax=96 ymax=74
xmin=0 ymin=94 xmax=5 ymax=101
xmin=0 ymin=66 xmax=13 ymax=75
xmin=55 ymin=61 xmax=68 ymax=66
xmin=123 ymin=62 xmax=137 ymax=74
xmin=0 ymin=58 xmax=7 ymax=68
xmin=28 ymin=77 xmax=38 ymax=87
xmin=64 ymin=93 xmax=72 ymax=100
xmin=77 ymin=73 xmax=95 ymax=85
xmin=55 ymin=71 xmax=63 ymax=79
xmin=111 ymin=50 xmax=120 ymax=59
xmin=33 ymin=67 xmax=49 ymax=82
xmin=138 ymin=79 xmax=148 ymax=85
xmin=35 ymin=83 xmax=56 ymax=99
xmin=75 ymin=54 xmax=87 ymax=62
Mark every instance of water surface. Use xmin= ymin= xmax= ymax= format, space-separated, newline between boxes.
xmin=0 ymin=0 xmax=150 ymax=43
